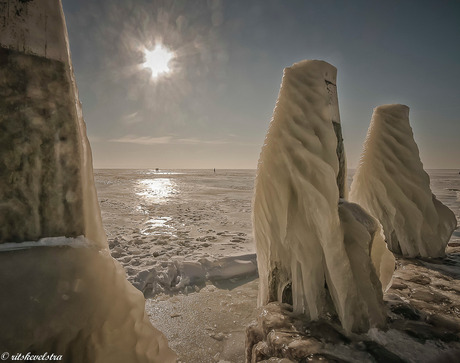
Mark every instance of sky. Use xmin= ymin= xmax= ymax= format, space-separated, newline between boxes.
xmin=62 ymin=0 xmax=460 ymax=169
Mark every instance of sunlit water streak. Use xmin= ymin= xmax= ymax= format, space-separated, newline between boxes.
xmin=141 ymin=217 xmax=174 ymax=236
xmin=135 ymin=178 xmax=177 ymax=205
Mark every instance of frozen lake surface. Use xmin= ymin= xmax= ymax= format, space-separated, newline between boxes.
xmin=95 ymin=169 xmax=460 ymax=362
xmin=95 ymin=169 xmax=255 ymax=260
xmin=95 ymin=169 xmax=258 ymax=362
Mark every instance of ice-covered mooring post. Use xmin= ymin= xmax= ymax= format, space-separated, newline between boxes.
xmin=350 ymin=104 xmax=457 ymax=258
xmin=252 ymin=60 xmax=395 ymax=334
xmin=0 ymin=1 xmax=175 ymax=361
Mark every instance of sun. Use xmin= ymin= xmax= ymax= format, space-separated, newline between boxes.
xmin=142 ymin=44 xmax=174 ymax=79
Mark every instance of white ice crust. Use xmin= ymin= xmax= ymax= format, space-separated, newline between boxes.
xmin=0 ymin=236 xmax=92 ymax=251
xmin=253 ymin=60 xmax=394 ymax=333
xmin=349 ymin=104 xmax=457 ymax=258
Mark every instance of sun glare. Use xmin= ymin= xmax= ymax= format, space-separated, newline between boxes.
xmin=142 ymin=44 xmax=174 ymax=79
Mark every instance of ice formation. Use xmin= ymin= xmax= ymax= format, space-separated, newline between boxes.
xmin=132 ymin=253 xmax=258 ymax=297
xmin=349 ymin=105 xmax=457 ymax=258
xmin=253 ymin=60 xmax=394 ymax=333
xmin=0 ymin=1 xmax=175 ymax=361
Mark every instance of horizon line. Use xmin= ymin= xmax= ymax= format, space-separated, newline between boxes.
xmin=92 ymin=167 xmax=459 ymax=171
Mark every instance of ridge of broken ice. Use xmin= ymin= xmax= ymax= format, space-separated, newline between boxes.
xmin=132 ymin=253 xmax=258 ymax=297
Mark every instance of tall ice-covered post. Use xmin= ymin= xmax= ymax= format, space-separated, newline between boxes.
xmin=252 ymin=60 xmax=394 ymax=334
xmin=350 ymin=104 xmax=457 ymax=258
xmin=0 ymin=1 xmax=176 ymax=361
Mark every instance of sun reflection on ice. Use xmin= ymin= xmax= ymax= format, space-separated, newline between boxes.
xmin=136 ymin=178 xmax=177 ymax=204
xmin=141 ymin=216 xmax=174 ymax=236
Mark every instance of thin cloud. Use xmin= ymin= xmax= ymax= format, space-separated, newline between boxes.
xmin=175 ymin=138 xmax=229 ymax=145
xmin=110 ymin=135 xmax=173 ymax=145
xmin=122 ymin=111 xmax=142 ymax=125
xmin=109 ymin=135 xmax=229 ymax=145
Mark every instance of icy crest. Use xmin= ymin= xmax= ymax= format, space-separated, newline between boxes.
xmin=253 ymin=60 xmax=394 ymax=333
xmin=349 ymin=104 xmax=457 ymax=258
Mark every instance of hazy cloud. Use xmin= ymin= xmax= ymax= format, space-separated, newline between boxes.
xmin=122 ymin=111 xmax=142 ymax=125
xmin=110 ymin=135 xmax=229 ymax=145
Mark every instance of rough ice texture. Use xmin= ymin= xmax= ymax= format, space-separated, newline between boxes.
xmin=253 ymin=60 xmax=394 ymax=333
xmin=246 ymin=249 xmax=460 ymax=362
xmin=338 ymin=200 xmax=395 ymax=293
xmin=349 ymin=104 xmax=457 ymax=258
xmin=0 ymin=0 xmax=69 ymax=62
xmin=0 ymin=47 xmax=105 ymax=245
xmin=0 ymin=0 xmax=104 ymax=246
xmin=0 ymin=1 xmax=175 ymax=360
xmin=132 ymin=253 xmax=258 ymax=297
xmin=246 ymin=299 xmax=460 ymax=363
xmin=0 ymin=246 xmax=176 ymax=363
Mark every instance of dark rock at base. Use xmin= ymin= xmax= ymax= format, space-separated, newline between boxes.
xmin=298 ymin=353 xmax=349 ymax=363
xmin=362 ymin=341 xmax=406 ymax=363
xmin=429 ymin=350 xmax=460 ymax=363
xmin=391 ymin=319 xmax=459 ymax=343
xmin=390 ymin=281 xmax=408 ymax=290
xmin=411 ymin=289 xmax=451 ymax=304
xmin=246 ymin=303 xmax=375 ymax=363
xmin=389 ymin=302 xmax=421 ymax=320
xmin=308 ymin=321 xmax=351 ymax=345
xmin=408 ymin=275 xmax=432 ymax=285
xmin=247 ymin=298 xmax=460 ymax=362
xmin=426 ymin=313 xmax=460 ymax=332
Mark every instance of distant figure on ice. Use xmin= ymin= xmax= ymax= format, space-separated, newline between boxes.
xmin=214 ymin=168 xmax=216 ymax=173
